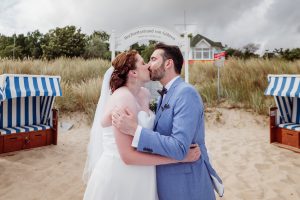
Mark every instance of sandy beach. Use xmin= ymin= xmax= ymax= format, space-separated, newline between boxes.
xmin=0 ymin=108 xmax=300 ymax=200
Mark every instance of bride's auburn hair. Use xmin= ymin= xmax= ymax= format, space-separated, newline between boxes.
xmin=110 ymin=50 xmax=138 ymax=93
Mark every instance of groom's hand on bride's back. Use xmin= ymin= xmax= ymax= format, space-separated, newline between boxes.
xmin=112 ymin=107 xmax=137 ymax=136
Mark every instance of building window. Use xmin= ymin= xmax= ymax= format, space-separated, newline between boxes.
xmin=195 ymin=51 xmax=202 ymax=59
xmin=203 ymin=48 xmax=210 ymax=59
xmin=193 ymin=48 xmax=212 ymax=60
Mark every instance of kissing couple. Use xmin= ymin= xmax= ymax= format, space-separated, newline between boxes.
xmin=83 ymin=43 xmax=223 ymax=200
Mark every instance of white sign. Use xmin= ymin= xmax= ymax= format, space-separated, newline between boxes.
xmin=110 ymin=26 xmax=185 ymax=51
xmin=109 ymin=25 xmax=190 ymax=83
xmin=214 ymin=51 xmax=225 ymax=68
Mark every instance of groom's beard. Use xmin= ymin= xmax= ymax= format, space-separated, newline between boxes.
xmin=149 ymin=62 xmax=165 ymax=81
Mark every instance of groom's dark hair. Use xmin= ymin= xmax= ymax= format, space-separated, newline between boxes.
xmin=154 ymin=43 xmax=184 ymax=74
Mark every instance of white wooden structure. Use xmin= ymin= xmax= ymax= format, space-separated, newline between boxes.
xmin=109 ymin=26 xmax=190 ymax=83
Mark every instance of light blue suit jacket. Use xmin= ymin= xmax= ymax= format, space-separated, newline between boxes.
xmin=137 ymin=78 xmax=222 ymax=200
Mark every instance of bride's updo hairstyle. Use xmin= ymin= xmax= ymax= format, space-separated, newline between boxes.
xmin=110 ymin=50 xmax=138 ymax=93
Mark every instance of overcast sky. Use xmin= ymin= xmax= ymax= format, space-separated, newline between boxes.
xmin=1 ymin=0 xmax=300 ymax=53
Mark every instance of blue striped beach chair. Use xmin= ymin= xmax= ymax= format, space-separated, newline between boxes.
xmin=265 ymin=74 xmax=300 ymax=150
xmin=0 ymin=74 xmax=62 ymax=153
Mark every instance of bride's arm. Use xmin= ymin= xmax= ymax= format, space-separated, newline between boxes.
xmin=113 ymin=126 xmax=199 ymax=165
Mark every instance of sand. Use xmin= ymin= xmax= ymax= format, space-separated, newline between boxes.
xmin=0 ymin=108 xmax=300 ymax=200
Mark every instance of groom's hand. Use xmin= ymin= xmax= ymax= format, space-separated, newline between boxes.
xmin=112 ymin=107 xmax=137 ymax=136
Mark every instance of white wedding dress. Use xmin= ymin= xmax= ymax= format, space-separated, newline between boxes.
xmin=83 ymin=111 xmax=158 ymax=200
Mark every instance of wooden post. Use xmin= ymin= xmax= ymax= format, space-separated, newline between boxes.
xmin=0 ymin=136 xmax=3 ymax=153
xmin=184 ymin=32 xmax=189 ymax=83
xmin=269 ymin=107 xmax=277 ymax=143
xmin=52 ymin=108 xmax=58 ymax=145
xmin=110 ymin=30 xmax=116 ymax=63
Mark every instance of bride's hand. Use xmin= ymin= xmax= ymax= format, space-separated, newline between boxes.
xmin=182 ymin=144 xmax=201 ymax=162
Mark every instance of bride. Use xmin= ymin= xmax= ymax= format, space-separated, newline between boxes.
xmin=82 ymin=50 xmax=200 ymax=200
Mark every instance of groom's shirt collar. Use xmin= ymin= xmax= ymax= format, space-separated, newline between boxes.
xmin=164 ymin=76 xmax=180 ymax=91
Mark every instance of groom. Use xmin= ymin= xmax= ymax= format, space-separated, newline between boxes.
xmin=113 ymin=43 xmax=223 ymax=200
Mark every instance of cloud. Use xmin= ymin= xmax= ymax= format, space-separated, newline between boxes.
xmin=0 ymin=0 xmax=299 ymax=50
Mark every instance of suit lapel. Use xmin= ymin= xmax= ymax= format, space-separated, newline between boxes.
xmin=154 ymin=78 xmax=183 ymax=128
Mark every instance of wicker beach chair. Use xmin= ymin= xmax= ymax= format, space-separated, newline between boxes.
xmin=0 ymin=74 xmax=62 ymax=153
xmin=265 ymin=74 xmax=300 ymax=150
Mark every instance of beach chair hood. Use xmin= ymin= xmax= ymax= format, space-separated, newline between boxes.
xmin=265 ymin=74 xmax=300 ymax=124
xmin=265 ymin=74 xmax=300 ymax=97
xmin=0 ymin=74 xmax=62 ymax=101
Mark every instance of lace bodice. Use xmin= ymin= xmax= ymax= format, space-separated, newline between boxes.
xmin=137 ymin=111 xmax=155 ymax=130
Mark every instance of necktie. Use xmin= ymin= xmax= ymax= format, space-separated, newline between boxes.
xmin=157 ymin=87 xmax=167 ymax=109
xmin=157 ymin=87 xmax=167 ymax=98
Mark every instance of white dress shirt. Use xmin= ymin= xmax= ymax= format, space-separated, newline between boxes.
xmin=132 ymin=76 xmax=180 ymax=147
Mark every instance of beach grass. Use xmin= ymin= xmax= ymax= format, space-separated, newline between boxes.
xmin=1 ymin=57 xmax=300 ymax=122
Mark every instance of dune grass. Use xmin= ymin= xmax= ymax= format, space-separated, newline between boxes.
xmin=1 ymin=57 xmax=300 ymax=122
xmin=0 ymin=57 xmax=110 ymax=123
xmin=189 ymin=58 xmax=300 ymax=114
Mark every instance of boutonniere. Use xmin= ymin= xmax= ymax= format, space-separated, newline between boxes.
xmin=162 ymin=103 xmax=170 ymax=111
xmin=149 ymin=99 xmax=157 ymax=113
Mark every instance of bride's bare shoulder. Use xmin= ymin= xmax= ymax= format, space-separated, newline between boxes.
xmin=101 ymin=87 xmax=137 ymax=126
xmin=111 ymin=87 xmax=133 ymax=99
xmin=110 ymin=87 xmax=136 ymax=108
